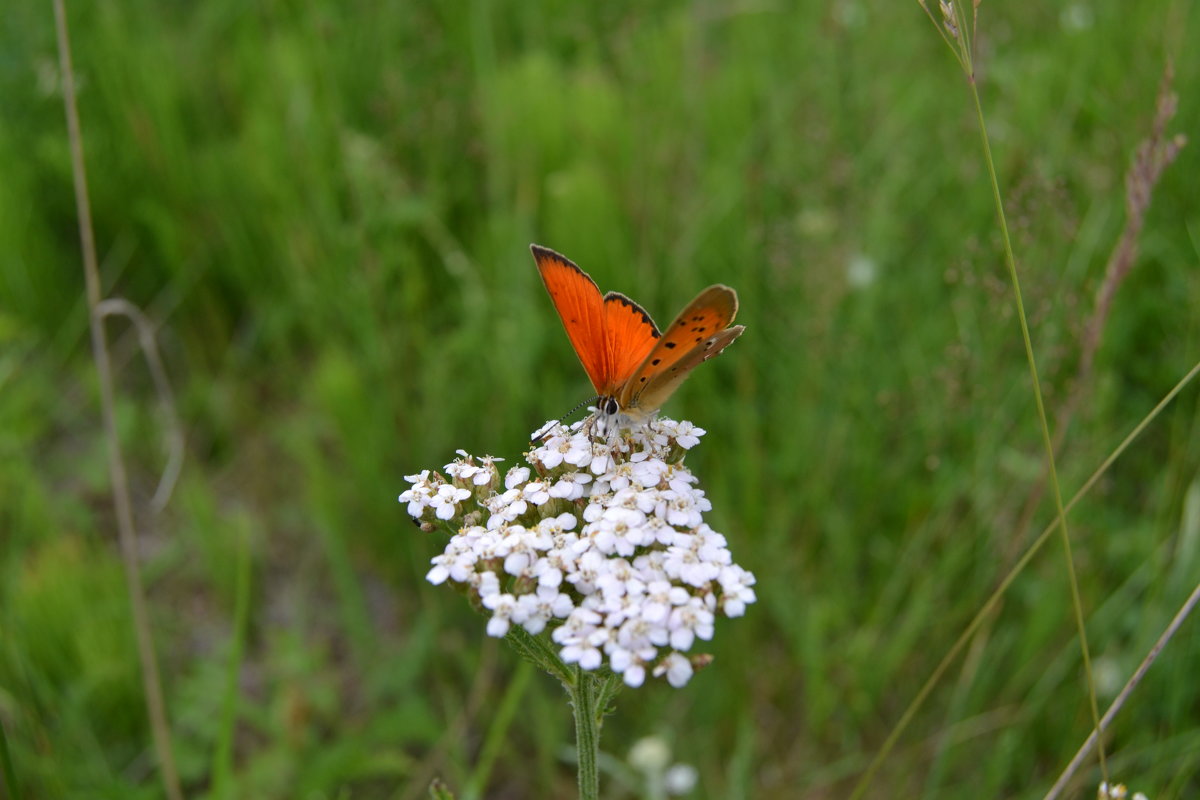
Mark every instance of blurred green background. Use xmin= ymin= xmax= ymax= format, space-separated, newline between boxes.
xmin=3 ymin=1 xmax=1200 ymax=797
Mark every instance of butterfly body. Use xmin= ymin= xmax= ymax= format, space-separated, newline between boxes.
xmin=532 ymin=244 xmax=744 ymax=425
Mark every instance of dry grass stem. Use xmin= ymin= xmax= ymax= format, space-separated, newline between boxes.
xmin=1043 ymin=577 xmax=1200 ymax=800
xmin=53 ymin=2 xmax=184 ymax=798
xmin=95 ymin=298 xmax=185 ymax=512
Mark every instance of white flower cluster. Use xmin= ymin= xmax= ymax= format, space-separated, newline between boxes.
xmin=400 ymin=417 xmax=756 ymax=688
xmin=1098 ymin=782 xmax=1149 ymax=800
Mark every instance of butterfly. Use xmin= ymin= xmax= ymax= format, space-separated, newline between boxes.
xmin=532 ymin=244 xmax=744 ymax=426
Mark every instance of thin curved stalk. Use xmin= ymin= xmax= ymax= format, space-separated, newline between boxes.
xmin=52 ymin=2 xmax=184 ymax=798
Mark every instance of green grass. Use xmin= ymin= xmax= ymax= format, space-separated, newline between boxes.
xmin=3 ymin=1 xmax=1200 ymax=797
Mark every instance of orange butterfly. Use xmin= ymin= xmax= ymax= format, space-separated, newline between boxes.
xmin=532 ymin=244 xmax=745 ymax=424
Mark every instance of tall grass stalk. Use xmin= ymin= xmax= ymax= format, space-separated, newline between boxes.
xmin=967 ymin=61 xmax=1107 ymax=780
xmin=52 ymin=2 xmax=184 ymax=798
xmin=850 ymin=357 xmax=1200 ymax=799
xmin=933 ymin=0 xmax=1104 ymax=778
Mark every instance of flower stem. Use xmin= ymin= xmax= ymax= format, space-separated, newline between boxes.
xmin=568 ymin=667 xmax=621 ymax=800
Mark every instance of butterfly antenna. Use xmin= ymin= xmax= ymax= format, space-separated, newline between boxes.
xmin=530 ymin=395 xmax=601 ymax=443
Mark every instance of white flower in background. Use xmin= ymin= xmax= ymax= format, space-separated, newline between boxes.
xmin=664 ymin=762 xmax=699 ymax=794
xmin=846 ymin=252 xmax=878 ymax=288
xmin=628 ymin=735 xmax=699 ymax=795
xmin=400 ymin=415 xmax=757 ymax=687
xmin=1098 ymin=782 xmax=1149 ymax=800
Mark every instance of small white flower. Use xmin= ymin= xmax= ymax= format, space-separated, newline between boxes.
xmin=566 ymin=549 xmax=609 ymax=594
xmin=589 ymin=444 xmax=614 ymax=475
xmin=484 ymin=488 xmax=528 ymax=528
xmin=537 ymin=512 xmax=577 ymax=536
xmin=482 ymin=592 xmax=517 ymax=637
xmin=504 ymin=466 xmax=530 ymax=490
xmin=430 ymin=483 xmax=471 ymax=520
xmin=718 ymin=564 xmax=758 ymax=617
xmin=562 ymin=433 xmax=594 ymax=467
xmin=534 ymin=435 xmax=569 ymax=469
xmin=399 ymin=470 xmax=436 ymax=517
xmin=445 ymin=458 xmax=483 ymax=483
xmin=654 ymin=653 xmax=694 ymax=688
xmin=555 ymin=609 xmax=605 ymax=669
xmin=622 ymin=662 xmax=646 ymax=687
xmin=523 ymin=480 xmax=551 ymax=505
xmin=642 ymin=580 xmax=689 ymax=624
xmin=514 ymin=585 xmax=575 ymax=634
xmin=667 ymin=597 xmax=714 ymax=651
xmin=548 ymin=472 xmax=592 ymax=500
xmin=477 ymin=571 xmax=501 ymax=598
xmin=672 ymin=420 xmax=705 ymax=449
xmin=657 ymin=488 xmax=703 ymax=528
xmin=663 ymin=537 xmax=720 ymax=587
xmin=630 ymin=456 xmax=668 ymax=488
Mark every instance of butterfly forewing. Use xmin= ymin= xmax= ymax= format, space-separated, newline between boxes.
xmin=617 ymin=285 xmax=742 ymax=415
xmin=533 ymin=245 xmax=659 ymax=397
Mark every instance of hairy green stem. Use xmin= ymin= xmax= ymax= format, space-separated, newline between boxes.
xmin=568 ymin=667 xmax=620 ymax=800
xmin=504 ymin=628 xmax=621 ymax=798
xmin=967 ymin=72 xmax=1107 ymax=779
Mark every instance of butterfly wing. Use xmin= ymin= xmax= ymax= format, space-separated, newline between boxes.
xmin=533 ymin=245 xmax=659 ymax=396
xmin=617 ymin=285 xmax=744 ymax=417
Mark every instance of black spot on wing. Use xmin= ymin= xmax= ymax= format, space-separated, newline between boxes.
xmin=664 ymin=342 xmax=677 ymax=349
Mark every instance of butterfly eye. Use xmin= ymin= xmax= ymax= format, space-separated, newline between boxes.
xmin=602 ymin=397 xmax=620 ymax=417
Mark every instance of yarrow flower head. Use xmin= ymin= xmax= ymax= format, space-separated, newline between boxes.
xmin=401 ymin=415 xmax=756 ymax=688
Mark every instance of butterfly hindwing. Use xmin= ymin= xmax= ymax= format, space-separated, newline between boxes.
xmin=627 ymin=325 xmax=744 ymax=417
xmin=617 ymin=285 xmax=742 ymax=416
